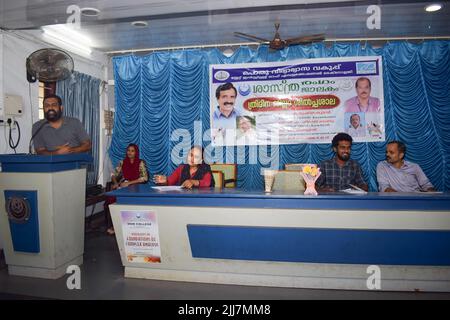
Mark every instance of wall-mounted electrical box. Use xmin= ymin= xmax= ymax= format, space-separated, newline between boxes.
xmin=4 ymin=94 xmax=23 ymax=116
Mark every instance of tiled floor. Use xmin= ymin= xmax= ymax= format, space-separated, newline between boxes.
xmin=0 ymin=217 xmax=449 ymax=300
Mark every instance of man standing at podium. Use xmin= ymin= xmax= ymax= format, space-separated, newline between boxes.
xmin=32 ymin=94 xmax=91 ymax=155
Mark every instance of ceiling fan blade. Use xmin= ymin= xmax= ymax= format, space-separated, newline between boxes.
xmin=234 ymin=32 xmax=270 ymax=43
xmin=286 ymin=34 xmax=325 ymax=44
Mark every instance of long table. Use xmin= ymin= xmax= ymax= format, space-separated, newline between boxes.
xmin=108 ymin=185 xmax=450 ymax=292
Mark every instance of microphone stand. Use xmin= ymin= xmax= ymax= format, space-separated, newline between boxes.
xmin=28 ymin=121 xmax=48 ymax=154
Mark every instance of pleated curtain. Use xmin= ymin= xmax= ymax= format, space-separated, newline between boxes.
xmin=57 ymin=71 xmax=101 ymax=185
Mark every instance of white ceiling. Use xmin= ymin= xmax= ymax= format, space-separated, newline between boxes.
xmin=1 ymin=0 xmax=449 ymax=54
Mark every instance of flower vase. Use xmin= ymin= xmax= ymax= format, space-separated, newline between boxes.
xmin=300 ymin=170 xmax=321 ymax=196
xmin=304 ymin=181 xmax=318 ymax=196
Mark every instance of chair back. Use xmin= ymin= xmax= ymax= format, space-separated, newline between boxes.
xmin=212 ymin=171 xmax=224 ymax=189
xmin=284 ymin=163 xmax=304 ymax=171
xmin=272 ymin=170 xmax=305 ymax=192
xmin=210 ymin=164 xmax=237 ymax=188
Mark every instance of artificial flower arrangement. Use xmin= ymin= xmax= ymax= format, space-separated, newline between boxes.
xmin=300 ymin=164 xmax=321 ymax=196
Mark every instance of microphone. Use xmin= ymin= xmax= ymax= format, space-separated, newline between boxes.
xmin=28 ymin=121 xmax=48 ymax=154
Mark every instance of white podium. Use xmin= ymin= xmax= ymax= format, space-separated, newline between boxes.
xmin=0 ymin=154 xmax=91 ymax=279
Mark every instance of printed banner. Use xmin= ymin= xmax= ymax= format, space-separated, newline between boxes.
xmin=120 ymin=210 xmax=161 ymax=263
xmin=210 ymin=56 xmax=385 ymax=146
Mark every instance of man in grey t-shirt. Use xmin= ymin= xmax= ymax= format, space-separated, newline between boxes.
xmin=376 ymin=141 xmax=435 ymax=192
xmin=32 ymin=94 xmax=91 ymax=155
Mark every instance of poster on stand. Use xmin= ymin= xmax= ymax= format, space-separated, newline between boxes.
xmin=120 ymin=210 xmax=161 ymax=263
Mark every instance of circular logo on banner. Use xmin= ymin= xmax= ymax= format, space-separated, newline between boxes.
xmin=238 ymin=84 xmax=251 ymax=96
xmin=339 ymin=79 xmax=353 ymax=91
xmin=6 ymin=196 xmax=31 ymax=223
xmin=214 ymin=70 xmax=230 ymax=81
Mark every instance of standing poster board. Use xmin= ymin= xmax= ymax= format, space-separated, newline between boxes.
xmin=120 ymin=210 xmax=161 ymax=263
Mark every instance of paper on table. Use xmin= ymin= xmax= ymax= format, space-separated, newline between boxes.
xmin=349 ymin=184 xmax=365 ymax=192
xmin=152 ymin=186 xmax=184 ymax=191
xmin=340 ymin=188 xmax=368 ymax=195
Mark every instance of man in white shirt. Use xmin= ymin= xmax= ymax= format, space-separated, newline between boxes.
xmin=376 ymin=141 xmax=435 ymax=192
xmin=236 ymin=116 xmax=257 ymax=145
xmin=346 ymin=113 xmax=365 ymax=138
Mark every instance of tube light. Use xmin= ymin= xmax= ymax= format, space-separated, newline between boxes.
xmin=425 ymin=3 xmax=443 ymax=12
xmin=42 ymin=24 xmax=93 ymax=56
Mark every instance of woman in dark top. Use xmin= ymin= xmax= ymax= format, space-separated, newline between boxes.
xmin=154 ymin=145 xmax=214 ymax=189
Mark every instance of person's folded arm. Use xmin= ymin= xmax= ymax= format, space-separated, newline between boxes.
xmin=70 ymin=140 xmax=91 ymax=153
xmin=35 ymin=147 xmax=53 ymax=155
xmin=121 ymin=178 xmax=144 ymax=187
xmin=124 ymin=167 xmax=149 ymax=187
xmin=36 ymin=144 xmax=71 ymax=155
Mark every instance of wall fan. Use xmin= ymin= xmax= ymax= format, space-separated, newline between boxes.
xmin=234 ymin=23 xmax=325 ymax=50
xmin=26 ymin=48 xmax=74 ymax=83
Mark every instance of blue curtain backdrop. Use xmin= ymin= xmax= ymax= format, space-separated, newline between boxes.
xmin=57 ymin=71 xmax=101 ymax=185
xmin=110 ymin=41 xmax=450 ymax=191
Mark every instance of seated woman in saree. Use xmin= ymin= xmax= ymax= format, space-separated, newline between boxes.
xmin=153 ymin=145 xmax=214 ymax=189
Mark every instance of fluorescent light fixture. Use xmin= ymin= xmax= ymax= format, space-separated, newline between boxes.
xmin=42 ymin=24 xmax=93 ymax=56
xmin=222 ymin=48 xmax=234 ymax=57
xmin=425 ymin=3 xmax=442 ymax=12
xmin=81 ymin=7 xmax=101 ymax=17
xmin=131 ymin=21 xmax=148 ymax=27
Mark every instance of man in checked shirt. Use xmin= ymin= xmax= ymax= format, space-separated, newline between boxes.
xmin=316 ymin=132 xmax=368 ymax=192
